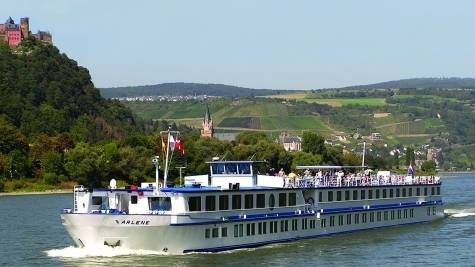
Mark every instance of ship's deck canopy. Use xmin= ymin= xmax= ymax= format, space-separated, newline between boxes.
xmin=160 ymin=186 xmax=299 ymax=193
xmin=207 ymin=160 xmax=266 ymax=176
xmin=296 ymin=165 xmax=368 ymax=170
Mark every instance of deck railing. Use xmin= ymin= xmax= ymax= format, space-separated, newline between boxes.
xmin=283 ymin=175 xmax=441 ymax=188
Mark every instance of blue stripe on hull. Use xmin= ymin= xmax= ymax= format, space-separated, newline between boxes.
xmin=183 ymin=219 xmax=436 ymax=253
xmin=171 ymin=201 xmax=443 ymax=226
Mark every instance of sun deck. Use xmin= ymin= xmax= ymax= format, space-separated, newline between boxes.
xmin=282 ymin=174 xmax=441 ymax=188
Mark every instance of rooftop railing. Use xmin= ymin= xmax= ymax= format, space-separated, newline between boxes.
xmin=283 ymin=175 xmax=441 ymax=188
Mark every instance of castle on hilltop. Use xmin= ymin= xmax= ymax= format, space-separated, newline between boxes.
xmin=0 ymin=17 xmax=52 ymax=47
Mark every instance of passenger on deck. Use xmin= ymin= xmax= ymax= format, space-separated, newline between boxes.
xmin=336 ymin=170 xmax=344 ymax=187
xmin=304 ymin=169 xmax=310 ymax=177
xmin=278 ymin=168 xmax=285 ymax=177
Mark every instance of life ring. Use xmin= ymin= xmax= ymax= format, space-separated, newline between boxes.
xmin=305 ymin=197 xmax=315 ymax=205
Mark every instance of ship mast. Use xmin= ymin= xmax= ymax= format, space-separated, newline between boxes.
xmin=160 ymin=128 xmax=180 ymax=188
xmin=164 ymin=129 xmax=171 ymax=188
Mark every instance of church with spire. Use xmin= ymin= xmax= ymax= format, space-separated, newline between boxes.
xmin=201 ymin=104 xmax=214 ymax=138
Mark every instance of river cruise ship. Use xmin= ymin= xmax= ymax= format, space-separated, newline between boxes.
xmin=61 ymin=159 xmax=443 ymax=254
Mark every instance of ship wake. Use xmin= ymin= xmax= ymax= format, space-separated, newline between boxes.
xmin=45 ymin=245 xmax=167 ymax=258
xmin=445 ymin=208 xmax=475 ymax=218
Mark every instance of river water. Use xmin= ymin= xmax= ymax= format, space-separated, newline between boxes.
xmin=1 ymin=174 xmax=474 ymax=267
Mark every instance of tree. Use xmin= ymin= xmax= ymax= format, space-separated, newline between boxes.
xmin=0 ymin=153 xmax=11 ymax=178
xmin=235 ymin=131 xmax=269 ymax=145
xmin=405 ymin=147 xmax=415 ymax=166
xmin=393 ymin=151 xmax=400 ymax=170
xmin=9 ymin=149 xmax=29 ymax=178
xmin=0 ymin=116 xmax=28 ymax=155
xmin=291 ymin=151 xmax=322 ymax=170
xmin=421 ymin=160 xmax=436 ymax=174
xmin=64 ymin=143 xmax=105 ymax=187
xmin=41 ymin=151 xmax=64 ymax=176
xmin=342 ymin=152 xmax=361 ymax=166
xmin=302 ymin=131 xmax=326 ymax=156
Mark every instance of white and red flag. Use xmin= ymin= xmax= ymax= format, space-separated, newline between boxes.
xmin=175 ymin=135 xmax=185 ymax=155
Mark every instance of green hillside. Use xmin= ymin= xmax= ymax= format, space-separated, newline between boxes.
xmin=0 ymin=41 xmax=153 ymax=191
xmin=124 ymin=99 xmax=333 ymax=133
xmin=0 ymin=41 xmax=138 ymax=141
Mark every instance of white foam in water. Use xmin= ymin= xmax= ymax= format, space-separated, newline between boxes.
xmin=445 ymin=208 xmax=475 ymax=218
xmin=46 ymin=246 xmax=167 ymax=258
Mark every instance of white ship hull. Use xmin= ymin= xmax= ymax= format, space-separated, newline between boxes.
xmin=62 ymin=203 xmax=443 ymax=254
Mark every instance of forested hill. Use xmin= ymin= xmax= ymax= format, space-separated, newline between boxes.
xmin=101 ymin=78 xmax=475 ymax=98
xmin=0 ymin=40 xmax=138 ymax=142
xmin=100 ymin=83 xmax=287 ymax=98
xmin=339 ymin=77 xmax=475 ymax=90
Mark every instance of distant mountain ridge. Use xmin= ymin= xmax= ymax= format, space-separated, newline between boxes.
xmin=100 ymin=78 xmax=475 ymax=98
xmin=99 ymin=83 xmax=290 ymax=98
xmin=337 ymin=77 xmax=475 ymax=90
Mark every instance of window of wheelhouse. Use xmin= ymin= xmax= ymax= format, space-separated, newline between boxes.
xmin=219 ymin=195 xmax=229 ymax=210
xmin=212 ymin=164 xmax=225 ymax=175
xmin=149 ymin=197 xmax=172 ymax=211
xmin=131 ymin=195 xmax=138 ymax=204
xmin=225 ymin=163 xmax=238 ymax=174
xmin=256 ymin=194 xmax=265 ymax=208
xmin=188 ymin=196 xmax=201 ymax=211
xmin=205 ymin=195 xmax=216 ymax=211
xmin=328 ymin=191 xmax=334 ymax=202
xmin=92 ymin=196 xmax=109 ymax=210
xmin=279 ymin=193 xmax=287 ymax=207
xmin=337 ymin=191 xmax=342 ymax=201
xmin=245 ymin=194 xmax=254 ymax=209
xmin=232 ymin=195 xmax=242 ymax=209
xmin=237 ymin=163 xmax=251 ymax=175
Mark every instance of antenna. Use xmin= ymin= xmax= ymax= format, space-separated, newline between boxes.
xmin=152 ymin=156 xmax=159 ymax=191
xmin=220 ymin=151 xmax=230 ymax=161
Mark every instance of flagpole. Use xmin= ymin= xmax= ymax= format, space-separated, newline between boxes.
xmin=362 ymin=141 xmax=366 ymax=171
xmin=164 ymin=128 xmax=171 ymax=188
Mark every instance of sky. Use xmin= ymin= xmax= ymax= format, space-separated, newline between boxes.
xmin=3 ymin=0 xmax=475 ymax=89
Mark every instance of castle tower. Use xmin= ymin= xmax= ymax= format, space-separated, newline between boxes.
xmin=20 ymin=17 xmax=29 ymax=39
xmin=201 ymin=104 xmax=214 ymax=138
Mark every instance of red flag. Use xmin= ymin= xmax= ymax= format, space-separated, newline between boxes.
xmin=175 ymin=136 xmax=185 ymax=155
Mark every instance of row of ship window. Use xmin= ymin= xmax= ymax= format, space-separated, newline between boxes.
xmin=189 ymin=192 xmax=297 ymax=212
xmin=205 ymin=206 xmax=439 ymax=239
xmin=205 ymin=218 xmax=318 ymax=239
xmin=321 ymin=186 xmax=441 ymax=202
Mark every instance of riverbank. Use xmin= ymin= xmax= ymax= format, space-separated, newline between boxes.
xmin=0 ymin=189 xmax=72 ymax=196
